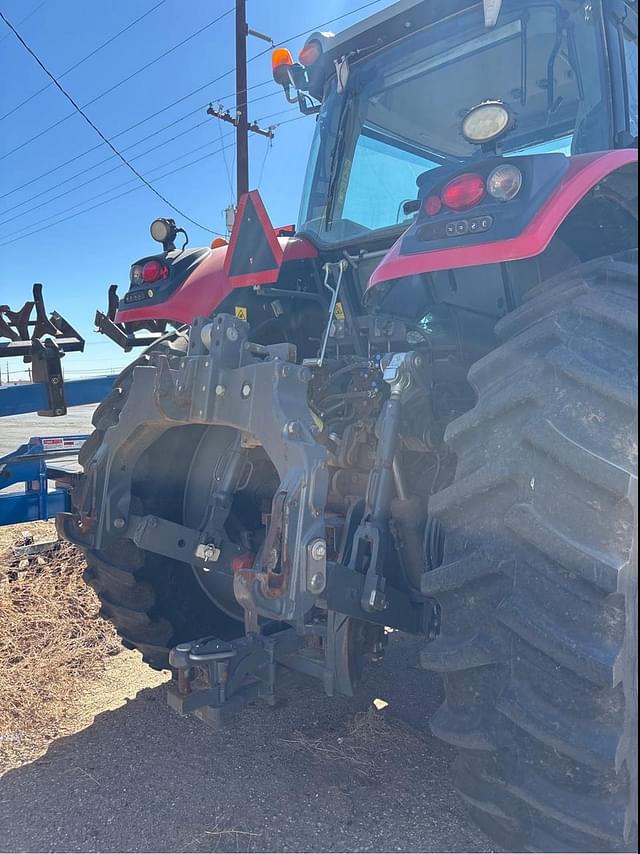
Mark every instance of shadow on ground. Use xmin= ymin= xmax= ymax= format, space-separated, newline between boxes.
xmin=0 ymin=635 xmax=497 ymax=853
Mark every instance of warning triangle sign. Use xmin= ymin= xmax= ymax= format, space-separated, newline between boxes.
xmin=224 ymin=190 xmax=284 ymax=286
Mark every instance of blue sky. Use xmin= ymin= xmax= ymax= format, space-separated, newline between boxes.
xmin=0 ymin=0 xmax=389 ymax=380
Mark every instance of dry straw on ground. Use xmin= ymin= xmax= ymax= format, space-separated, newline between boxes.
xmin=0 ymin=527 xmax=120 ymax=772
xmin=280 ymin=704 xmax=415 ymax=779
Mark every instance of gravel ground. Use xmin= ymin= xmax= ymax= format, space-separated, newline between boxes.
xmin=0 ymin=635 xmax=498 ymax=854
xmin=0 ymin=405 xmax=96 ymax=505
xmin=0 ymin=404 xmax=97 ymax=457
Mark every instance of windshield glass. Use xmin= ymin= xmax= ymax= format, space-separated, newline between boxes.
xmin=298 ymin=0 xmax=611 ymax=245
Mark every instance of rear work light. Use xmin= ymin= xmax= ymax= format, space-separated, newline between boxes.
xmin=441 ymin=173 xmax=486 ymax=211
xmin=141 ymin=260 xmax=168 ymax=283
xmin=487 ymin=164 xmax=523 ymax=201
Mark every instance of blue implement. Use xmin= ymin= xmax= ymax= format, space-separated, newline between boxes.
xmin=0 ymin=435 xmax=88 ymax=526
xmin=0 ymin=375 xmax=114 ymax=417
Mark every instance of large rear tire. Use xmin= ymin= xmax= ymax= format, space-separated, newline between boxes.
xmin=422 ymin=253 xmax=638 ymax=852
xmin=67 ymin=335 xmax=241 ymax=669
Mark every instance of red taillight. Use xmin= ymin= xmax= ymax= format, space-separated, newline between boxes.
xmin=423 ymin=195 xmax=442 ymax=216
xmin=299 ymin=39 xmax=321 ymax=66
xmin=441 ymin=173 xmax=486 ymax=211
xmin=142 ymin=260 xmax=168 ymax=283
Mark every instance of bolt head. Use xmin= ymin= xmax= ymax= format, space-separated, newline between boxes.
xmin=226 ymin=326 xmax=239 ymax=342
xmin=241 ymin=382 xmax=251 ymax=398
xmin=309 ymin=572 xmax=325 ymax=593
xmin=113 ymin=517 xmax=126 ymax=530
xmin=215 ymin=384 xmax=226 ymax=397
xmin=310 ymin=539 xmax=327 ymax=561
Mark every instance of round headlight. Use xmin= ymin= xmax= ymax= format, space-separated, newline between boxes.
xmin=150 ymin=218 xmax=173 ymax=243
xmin=487 ymin=164 xmax=523 ymax=201
xmin=462 ymin=101 xmax=511 ymax=145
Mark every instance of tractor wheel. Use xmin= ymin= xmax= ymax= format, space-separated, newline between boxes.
xmin=422 ymin=252 xmax=637 ymax=852
xmin=68 ymin=334 xmax=243 ymax=669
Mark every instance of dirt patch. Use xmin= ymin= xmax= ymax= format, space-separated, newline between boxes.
xmin=0 ymin=523 xmax=166 ymax=773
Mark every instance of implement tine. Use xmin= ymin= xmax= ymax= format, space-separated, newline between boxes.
xmin=107 ymin=285 xmax=119 ymax=322
xmin=2 ymin=301 xmax=34 ymax=341
xmin=32 ymin=283 xmax=59 ymax=338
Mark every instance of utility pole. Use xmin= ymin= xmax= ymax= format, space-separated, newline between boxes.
xmin=235 ymin=0 xmax=249 ymax=199
xmin=207 ymin=0 xmax=274 ymax=200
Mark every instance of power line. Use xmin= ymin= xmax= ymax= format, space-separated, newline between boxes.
xmin=0 ymin=85 xmax=282 ymax=216
xmin=5 ymin=114 xmax=306 ymax=246
xmin=0 ymin=6 xmax=235 ymax=162
xmin=4 ymin=140 xmax=238 ymax=245
xmin=0 ymin=9 xmax=221 ymax=236
xmin=0 ymin=118 xmax=212 ymax=224
xmin=0 ymin=0 xmax=47 ymax=43
xmin=1 ymin=0 xmax=386 ymax=170
xmin=4 ymin=132 xmax=236 ymax=239
xmin=0 ymin=85 xmax=284 ymax=220
xmin=0 ymin=0 xmax=168 ymax=122
xmin=5 ymin=104 xmax=296 ymax=237
xmin=1 ymin=0 xmax=387 ymax=235
xmin=216 ymin=112 xmax=236 ymax=204
xmin=0 ymin=87 xmax=282 ymax=224
xmin=0 ymin=101 xmax=205 ymax=201
xmin=3 ymin=104 xmax=297 ymax=233
xmin=256 ymin=136 xmax=273 ymax=191
xmin=0 ymin=81 xmax=275 ymax=203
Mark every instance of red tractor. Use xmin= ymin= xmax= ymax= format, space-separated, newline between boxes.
xmin=59 ymin=1 xmax=638 ymax=850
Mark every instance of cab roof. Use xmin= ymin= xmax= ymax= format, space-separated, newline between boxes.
xmin=303 ymin=0 xmax=479 ymax=100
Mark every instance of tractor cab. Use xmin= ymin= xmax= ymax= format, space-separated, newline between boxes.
xmin=279 ymin=0 xmax=637 ymax=256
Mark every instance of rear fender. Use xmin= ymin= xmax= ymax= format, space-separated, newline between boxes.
xmin=367 ymin=149 xmax=638 ymax=292
xmin=117 ymin=189 xmax=317 ymax=326
xmin=555 ymin=160 xmax=637 ymax=261
xmin=116 ymin=236 xmax=318 ymax=326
